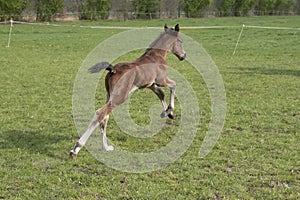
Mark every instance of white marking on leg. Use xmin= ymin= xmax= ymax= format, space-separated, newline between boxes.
xmin=168 ymin=80 xmax=176 ymax=109
xmin=71 ymin=110 xmax=100 ymax=156
xmin=78 ymin=113 xmax=100 ymax=146
xmin=102 ymin=133 xmax=114 ymax=151
xmin=100 ymin=115 xmax=114 ymax=151
xmin=73 ymin=146 xmax=81 ymax=155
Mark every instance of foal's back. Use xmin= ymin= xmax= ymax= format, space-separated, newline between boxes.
xmin=105 ymin=58 xmax=167 ymax=94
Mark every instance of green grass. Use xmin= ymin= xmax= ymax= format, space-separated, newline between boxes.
xmin=0 ymin=16 xmax=299 ymax=199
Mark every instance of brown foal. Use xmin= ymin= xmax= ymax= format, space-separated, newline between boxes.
xmin=70 ymin=24 xmax=186 ymax=158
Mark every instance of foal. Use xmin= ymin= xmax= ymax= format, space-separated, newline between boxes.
xmin=70 ymin=24 xmax=186 ymax=158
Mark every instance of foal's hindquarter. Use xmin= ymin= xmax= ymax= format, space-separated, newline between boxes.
xmin=70 ymin=24 xmax=185 ymax=158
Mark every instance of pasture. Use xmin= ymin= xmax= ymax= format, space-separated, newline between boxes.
xmin=0 ymin=16 xmax=299 ymax=199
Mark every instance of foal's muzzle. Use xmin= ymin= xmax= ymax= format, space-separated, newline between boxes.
xmin=178 ymin=53 xmax=186 ymax=61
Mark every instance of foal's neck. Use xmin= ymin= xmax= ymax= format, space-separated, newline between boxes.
xmin=143 ymin=48 xmax=168 ymax=60
xmin=142 ymin=32 xmax=175 ymax=60
xmin=146 ymin=48 xmax=168 ymax=59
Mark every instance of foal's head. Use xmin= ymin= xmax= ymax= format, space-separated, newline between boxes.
xmin=164 ymin=24 xmax=186 ymax=61
xmin=149 ymin=24 xmax=186 ymax=61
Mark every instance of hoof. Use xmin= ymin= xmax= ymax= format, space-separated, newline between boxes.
xmin=160 ymin=111 xmax=167 ymax=118
xmin=167 ymin=112 xmax=174 ymax=119
xmin=69 ymin=150 xmax=77 ymax=159
xmin=161 ymin=107 xmax=174 ymax=119
xmin=103 ymin=145 xmax=114 ymax=151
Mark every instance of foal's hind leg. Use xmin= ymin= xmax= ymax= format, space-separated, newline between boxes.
xmin=70 ymin=104 xmax=113 ymax=158
xmin=70 ymin=114 xmax=99 ymax=158
xmin=99 ymin=115 xmax=114 ymax=151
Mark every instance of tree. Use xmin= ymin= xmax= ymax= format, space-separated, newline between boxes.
xmin=0 ymin=0 xmax=27 ymax=20
xmin=297 ymin=0 xmax=300 ymax=14
xmin=254 ymin=0 xmax=277 ymax=14
xmin=213 ymin=0 xmax=258 ymax=16
xmin=160 ymin=0 xmax=181 ymax=18
xmin=184 ymin=0 xmax=210 ymax=17
xmin=35 ymin=0 xmax=65 ymax=21
xmin=76 ymin=0 xmax=111 ymax=20
xmin=231 ymin=0 xmax=258 ymax=16
xmin=132 ymin=0 xmax=160 ymax=19
xmin=110 ymin=0 xmax=133 ymax=20
xmin=273 ymin=0 xmax=297 ymax=13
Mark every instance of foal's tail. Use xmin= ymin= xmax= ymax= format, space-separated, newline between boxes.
xmin=88 ymin=62 xmax=116 ymax=74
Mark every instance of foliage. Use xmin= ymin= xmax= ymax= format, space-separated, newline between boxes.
xmin=0 ymin=0 xmax=26 ymax=20
xmin=184 ymin=0 xmax=211 ymax=17
xmin=215 ymin=0 xmax=257 ymax=16
xmin=35 ymin=0 xmax=65 ymax=21
xmin=76 ymin=0 xmax=111 ymax=20
xmin=254 ymin=0 xmax=299 ymax=15
xmin=132 ymin=0 xmax=160 ymax=19
xmin=1 ymin=0 xmax=300 ymax=20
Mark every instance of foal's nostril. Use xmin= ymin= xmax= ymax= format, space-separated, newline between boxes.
xmin=180 ymin=53 xmax=186 ymax=61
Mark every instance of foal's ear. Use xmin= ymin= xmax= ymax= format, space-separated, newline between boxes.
xmin=175 ymin=24 xmax=180 ymax=32
xmin=164 ymin=24 xmax=168 ymax=31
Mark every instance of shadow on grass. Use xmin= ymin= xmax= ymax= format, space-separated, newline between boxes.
xmin=1 ymin=129 xmax=70 ymax=160
xmin=235 ymin=67 xmax=300 ymax=77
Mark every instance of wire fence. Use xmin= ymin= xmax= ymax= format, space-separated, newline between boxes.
xmin=2 ymin=16 xmax=299 ymax=55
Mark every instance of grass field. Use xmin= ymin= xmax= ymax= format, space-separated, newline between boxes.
xmin=0 ymin=16 xmax=299 ymax=199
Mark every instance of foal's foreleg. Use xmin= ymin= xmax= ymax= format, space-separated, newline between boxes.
xmin=149 ymin=84 xmax=168 ymax=115
xmin=168 ymin=79 xmax=176 ymax=109
xmin=160 ymin=78 xmax=176 ymax=119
